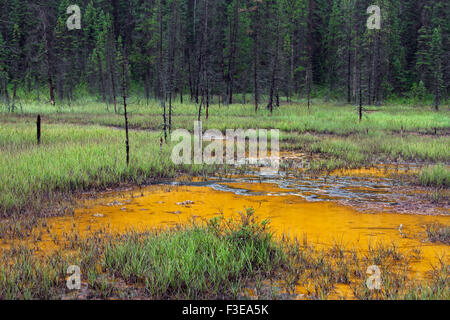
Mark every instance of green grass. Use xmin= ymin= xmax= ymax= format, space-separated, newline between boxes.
xmin=1 ymin=95 xmax=449 ymax=301
xmin=2 ymin=99 xmax=449 ymax=135
xmin=419 ymin=164 xmax=450 ymax=188
xmin=0 ymin=123 xmax=215 ymax=217
xmin=0 ymin=210 xmax=286 ymax=300
xmin=104 ymin=209 xmax=284 ymax=299
xmin=0 ymin=246 xmax=66 ymax=299
xmin=281 ymin=132 xmax=450 ymax=172
xmin=1 ymin=100 xmax=448 ymax=217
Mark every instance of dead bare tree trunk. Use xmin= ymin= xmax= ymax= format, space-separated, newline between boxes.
xmin=357 ymin=30 xmax=363 ymax=122
xmin=205 ymin=79 xmax=209 ymax=120
xmin=119 ymin=43 xmax=130 ymax=165
xmin=162 ymin=97 xmax=168 ymax=142
xmin=306 ymin=73 xmax=311 ymax=111
xmin=169 ymin=93 xmax=173 ymax=132
xmin=359 ymin=66 xmax=363 ymax=122
xmin=37 ymin=115 xmax=41 ymax=145
xmin=198 ymin=94 xmax=203 ymax=122
xmin=124 ymin=93 xmax=130 ymax=166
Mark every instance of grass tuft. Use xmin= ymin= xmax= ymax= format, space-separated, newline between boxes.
xmin=104 ymin=208 xmax=285 ymax=299
xmin=425 ymin=223 xmax=450 ymax=245
xmin=419 ymin=164 xmax=450 ymax=188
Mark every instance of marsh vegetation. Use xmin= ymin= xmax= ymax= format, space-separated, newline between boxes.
xmin=0 ymin=0 xmax=449 ymax=301
xmin=0 ymin=211 xmax=448 ymax=300
xmin=1 ymin=98 xmax=449 ymax=300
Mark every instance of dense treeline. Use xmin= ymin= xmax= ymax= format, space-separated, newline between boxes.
xmin=0 ymin=0 xmax=448 ymax=112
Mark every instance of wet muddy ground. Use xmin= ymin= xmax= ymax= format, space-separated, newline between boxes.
xmin=37 ymin=164 xmax=449 ymax=268
xmin=1 ymin=154 xmax=448 ymax=299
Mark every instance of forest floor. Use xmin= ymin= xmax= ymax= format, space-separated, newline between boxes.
xmin=0 ymin=99 xmax=449 ymax=299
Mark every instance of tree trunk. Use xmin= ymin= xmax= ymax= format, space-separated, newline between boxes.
xmin=41 ymin=9 xmax=55 ymax=107
xmin=145 ymin=69 xmax=151 ymax=105
xmin=169 ymin=92 xmax=172 ymax=132
xmin=359 ymin=65 xmax=363 ymax=122
xmin=290 ymin=33 xmax=295 ymax=103
xmin=12 ymin=82 xmax=18 ymax=112
xmin=37 ymin=115 xmax=41 ymax=145
xmin=98 ymin=55 xmax=106 ymax=102
xmin=124 ymin=93 xmax=129 ymax=165
xmin=163 ymin=97 xmax=167 ymax=142
xmin=206 ymin=80 xmax=209 ymax=120
xmin=267 ymin=15 xmax=280 ymax=114
xmin=111 ymin=68 xmax=117 ymax=113
xmin=347 ymin=39 xmax=351 ymax=104
xmin=307 ymin=73 xmax=311 ymax=110
xmin=121 ymin=51 xmax=130 ymax=165
xmin=253 ymin=34 xmax=259 ymax=113
xmin=227 ymin=1 xmax=239 ymax=105
xmin=4 ymin=79 xmax=11 ymax=112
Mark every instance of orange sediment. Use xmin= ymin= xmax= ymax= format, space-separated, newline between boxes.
xmin=39 ymin=184 xmax=448 ymax=271
xmin=0 ymin=181 xmax=448 ymax=300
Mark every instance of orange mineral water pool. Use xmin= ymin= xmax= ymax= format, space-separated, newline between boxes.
xmin=1 ymin=161 xmax=448 ymax=295
xmin=35 ymin=181 xmax=448 ymax=278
